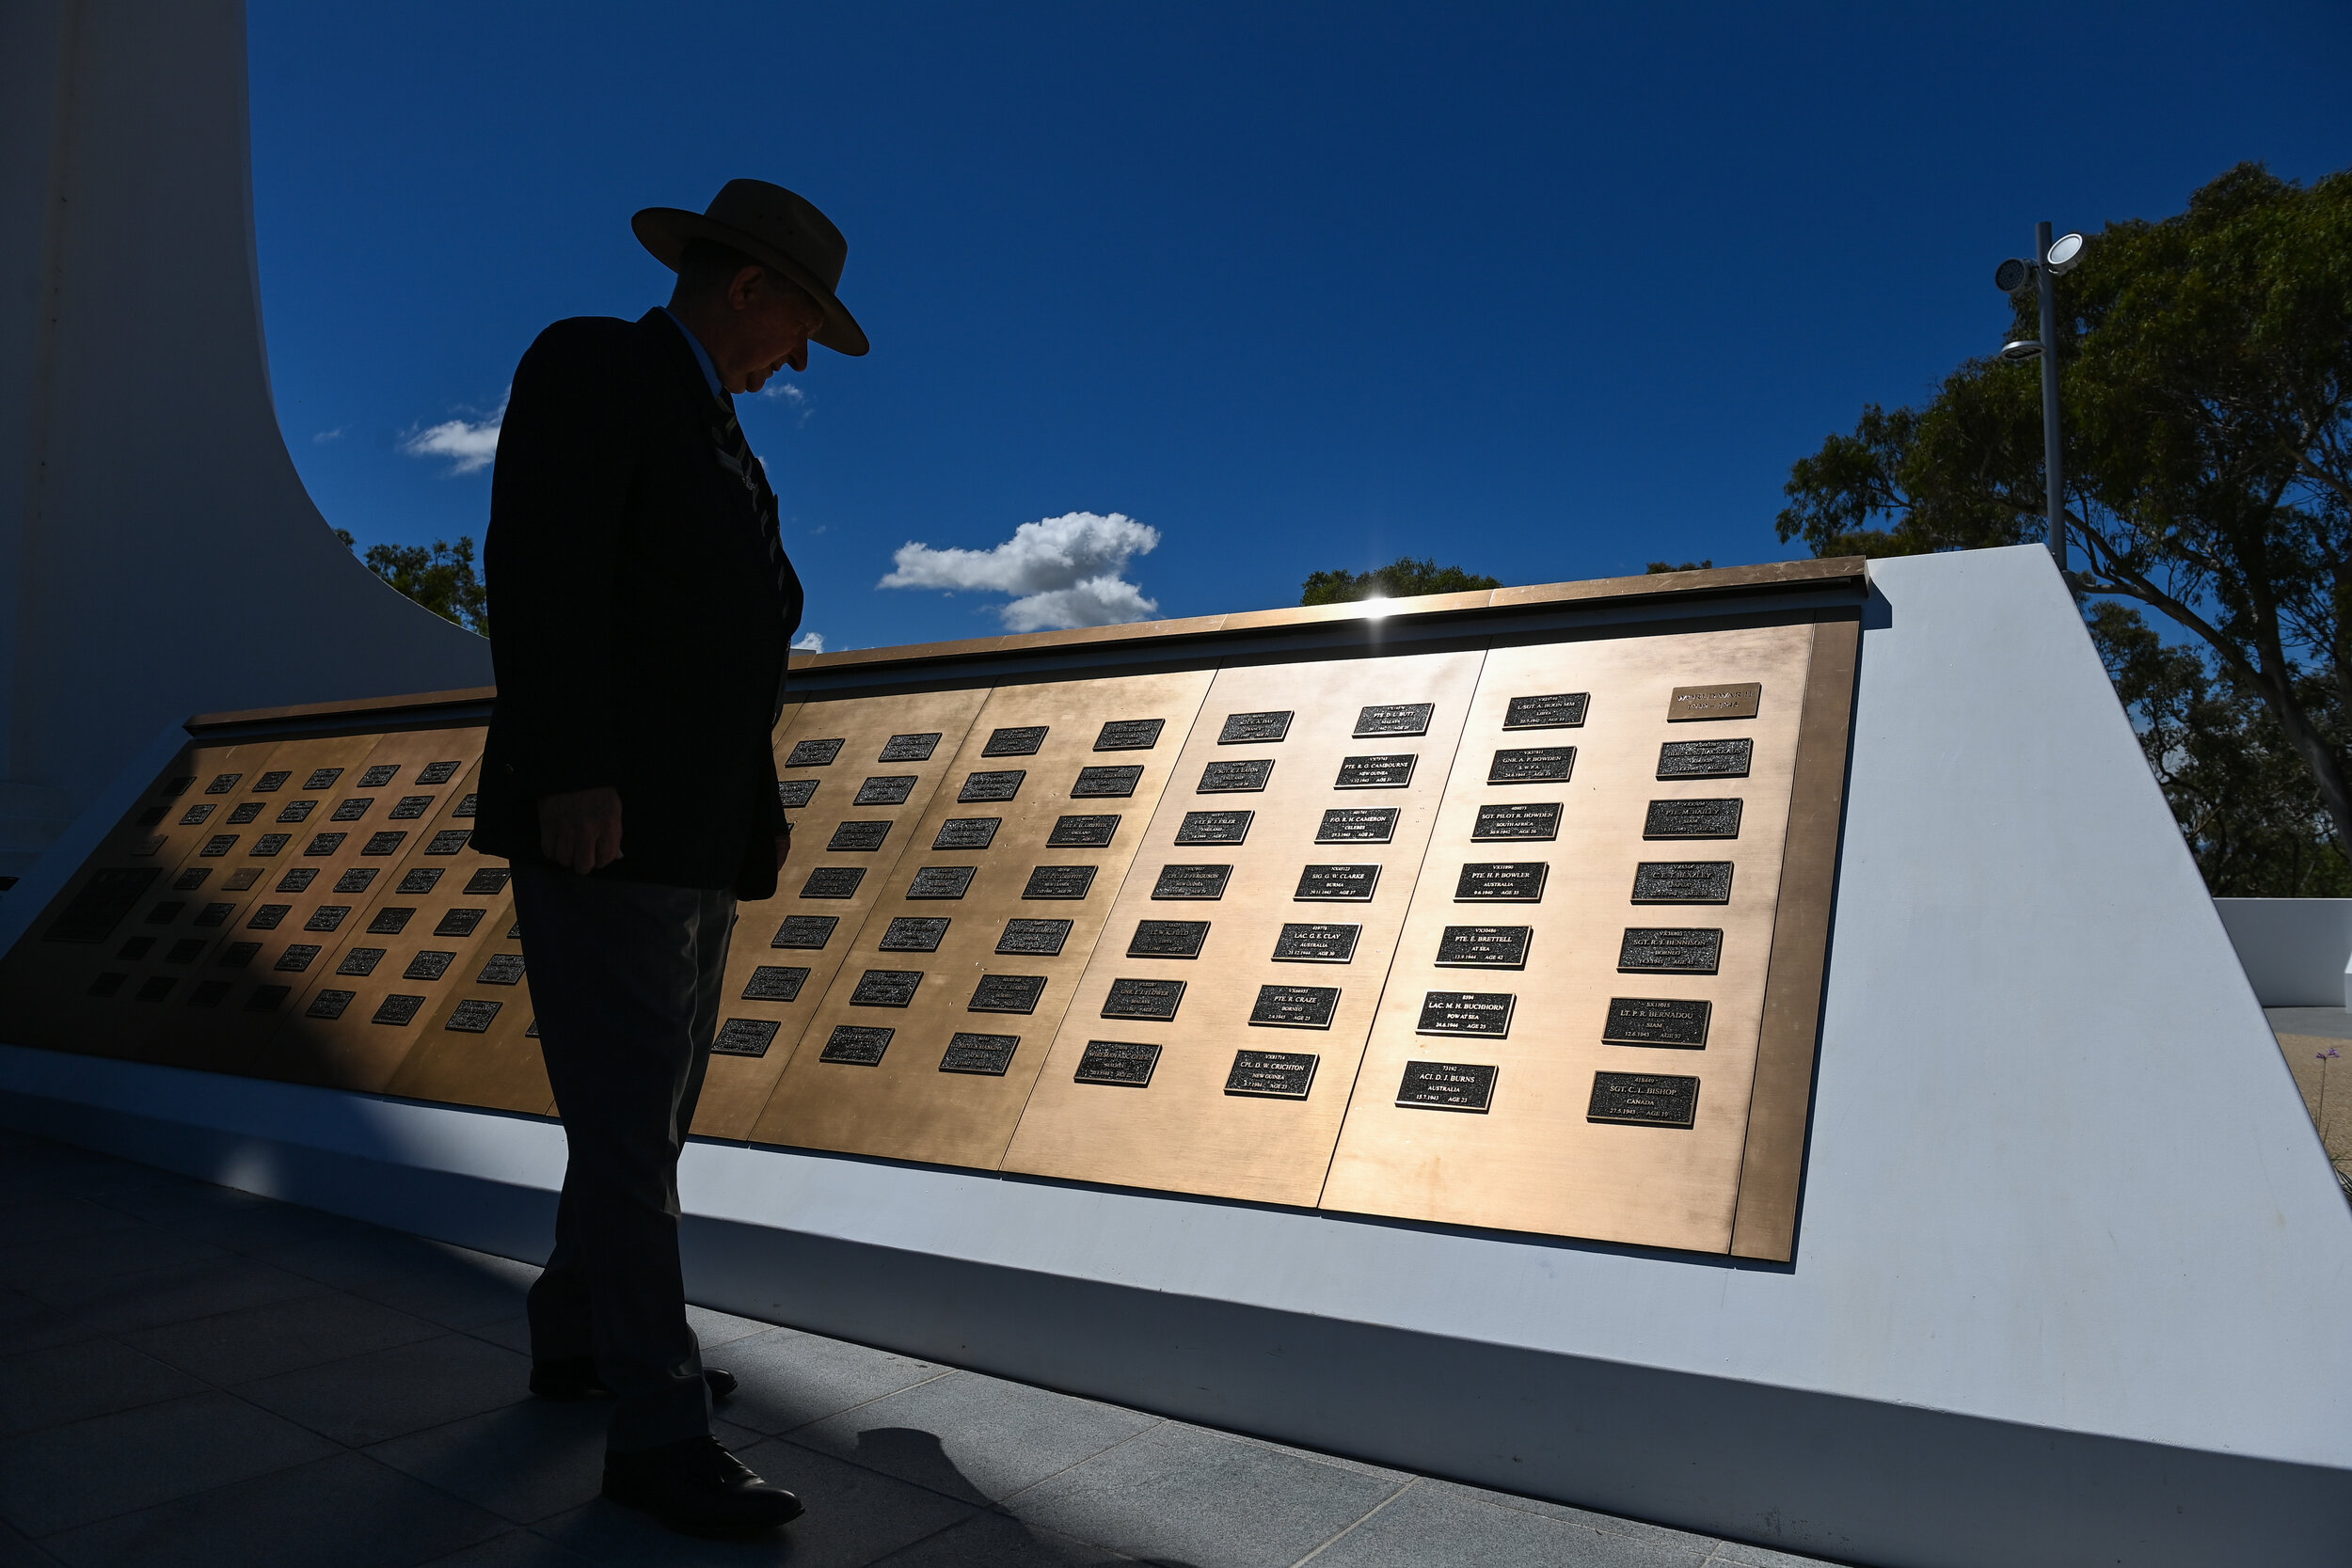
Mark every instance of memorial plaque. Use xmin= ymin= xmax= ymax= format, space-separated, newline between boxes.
xmin=303 ymin=768 xmax=344 ymax=790
xmin=453 ymin=794 xmax=477 ymax=818
xmin=307 ymin=990 xmax=356 ymax=1020
xmin=188 ymin=981 xmax=232 ymax=1006
xmin=358 ymin=765 xmax=399 ymax=788
xmin=217 ymin=942 xmax=258 ymax=968
xmin=741 ymin=965 xmax=808 ymax=1001
xmin=416 ymin=761 xmax=463 ymax=785
xmin=330 ymin=799 xmax=372 ymax=821
xmin=200 ymin=834 xmax=237 ymax=857
xmin=446 ymin=1000 xmax=501 ymax=1033
xmin=133 ymin=833 xmax=166 ymax=855
xmin=368 ymin=908 xmax=414 ymax=935
xmin=362 ymin=832 xmax=406 ymax=856
xmin=1455 ymin=862 xmax=1548 ymax=901
xmin=255 ymin=770 xmax=292 ymax=792
xmin=907 ymin=865 xmax=976 ymax=899
xmin=880 ymin=916 xmax=950 ymax=952
xmin=172 ymin=868 xmax=210 ymax=891
xmin=1074 ymin=1039 xmax=1159 ymax=1087
xmin=1199 ymin=758 xmax=1273 ymax=793
xmin=997 ymin=919 xmax=1073 ymax=956
xmin=1295 ymin=863 xmax=1379 ymax=901
xmin=1024 ymin=865 xmax=1097 ymax=899
xmin=1104 ymin=977 xmax=1186 ymax=1020
xmin=1487 ymin=746 xmax=1575 ymax=784
xmin=1128 ymin=919 xmax=1209 ymax=958
xmin=970 ymin=974 xmax=1048 ymax=1013
xmin=434 ymin=908 xmax=485 ymax=938
xmin=275 ymin=800 xmax=315 ymax=823
xmin=1436 ymin=925 xmax=1532 ymax=968
xmin=1418 ymin=990 xmax=1516 ymax=1037
xmin=1397 ymin=1061 xmax=1497 ymax=1112
xmin=1249 ymin=984 xmax=1339 ymax=1029
xmin=462 ymin=868 xmax=511 ymax=895
xmin=246 ymin=986 xmax=289 ymax=1013
xmin=1217 ymin=711 xmax=1292 ymax=743
xmin=248 ymin=832 xmax=292 ymax=856
xmin=827 ymin=820 xmax=892 ymax=852
xmin=204 ymin=773 xmax=242 ymax=794
xmin=1313 ymin=808 xmax=1396 ymax=845
xmin=1658 ymin=738 xmax=1752 ymax=780
xmin=983 ymin=725 xmax=1049 ymax=756
xmin=1589 ymin=1071 xmax=1700 ymax=1128
xmin=1072 ymin=766 xmax=1143 ymax=799
xmin=861 ymin=775 xmax=921 ymax=805
xmin=1271 ymin=922 xmax=1359 ymax=963
xmin=1176 ymin=810 xmax=1251 ymax=846
xmin=224 ymin=869 xmax=262 ymax=891
xmin=850 ymin=969 xmax=923 ymax=1007
xmin=1617 ymin=927 xmax=1723 ymax=974
xmin=404 ymin=951 xmax=455 ymax=982
xmin=43 ymin=868 xmax=160 ymax=942
xmin=1668 ymin=682 xmax=1761 ymax=722
xmin=1094 ymin=719 xmax=1164 ymax=751
xmin=1601 ymin=997 xmax=1711 ymax=1047
xmin=1631 ymin=861 xmax=1734 ymax=904
xmin=941 ymin=1033 xmax=1019 ymax=1075
xmin=1047 ymin=815 xmax=1120 ymax=847
xmin=373 ymin=994 xmax=425 ymax=1027
xmin=714 ymin=1019 xmax=782 ymax=1058
xmin=246 ymin=905 xmax=293 ymax=931
xmin=424 ymin=831 xmax=469 ymax=855
xmin=820 ymin=1025 xmax=893 ymax=1066
xmin=335 ymin=867 xmax=378 ymax=894
xmin=389 ymin=795 xmax=435 ymax=819
xmin=1503 ymin=691 xmax=1589 ymax=729
xmin=477 ymin=954 xmax=527 ymax=986
xmin=1152 ymin=863 xmax=1229 ymax=900
xmin=1334 ymin=754 xmax=1415 ymax=789
xmin=226 ymin=802 xmax=263 ymax=825
xmin=879 ymin=732 xmax=943 ymax=762
xmin=800 ymin=867 xmax=866 ymax=898
xmin=772 ymin=915 xmax=837 ymax=948
xmin=181 ymin=804 xmax=216 ymax=825
xmin=194 ymin=903 xmax=233 ymax=928
xmin=1644 ymin=798 xmax=1743 ymax=839
xmin=135 ymin=805 xmax=168 ymax=828
xmin=398 ymin=868 xmax=442 ymax=895
xmin=776 ymin=780 xmax=818 ymax=809
xmin=164 ymin=938 xmax=205 ymax=963
xmin=787 ymin=737 xmax=846 ymax=768
xmin=1224 ymin=1051 xmax=1319 ymax=1099
xmin=304 ymin=905 xmax=350 ymax=932
xmin=1354 ymin=703 xmax=1434 ymax=737
xmin=1471 ymin=802 xmax=1561 ymax=841
xmin=933 ymin=817 xmax=1001 ymax=850
xmin=957 ymin=770 xmax=1023 ymax=803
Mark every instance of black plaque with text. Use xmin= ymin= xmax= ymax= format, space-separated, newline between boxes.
xmin=303 ymin=768 xmax=343 ymax=790
xmin=1074 ymin=1040 xmax=1159 ymax=1087
xmin=330 ymin=799 xmax=372 ymax=821
xmin=335 ymin=868 xmax=377 ymax=894
xmin=1272 ymin=923 xmax=1359 ymax=963
xmin=1504 ymin=692 xmax=1589 ymax=730
xmin=933 ymin=817 xmax=1001 ymax=850
xmin=1315 ymin=808 xmax=1396 ymax=845
xmin=463 ymin=868 xmax=511 ymax=895
xmin=389 ymin=795 xmax=435 ymax=820
xmin=828 ymin=820 xmax=892 ymax=852
xmin=276 ymin=800 xmax=315 ymax=823
xmin=1488 ymin=747 xmax=1574 ymax=784
xmin=172 ymin=868 xmax=211 ymax=891
xmin=1602 ymin=997 xmax=1711 ymax=1047
xmin=275 ymin=869 xmax=321 ymax=894
xmin=881 ymin=916 xmax=950 ymax=952
xmin=397 ymin=868 xmax=442 ymax=895
xmin=1048 ymin=815 xmax=1120 ymax=847
xmin=1644 ymin=799 xmax=1743 ymax=839
xmin=302 ymin=832 xmax=346 ymax=857
xmin=1023 ymin=865 xmax=1096 ymax=899
xmin=1295 ymin=863 xmax=1378 ymax=901
xmin=1657 ymin=738 xmax=1753 ymax=780
xmin=1417 ymin=990 xmax=1516 ymax=1037
xmin=453 ymin=795 xmax=477 ymax=818
xmin=742 ymin=965 xmax=808 ymax=1002
xmin=372 ymin=994 xmax=425 ymax=1027
xmin=1095 ymin=719 xmax=1165 ymax=751
xmin=1354 ymin=703 xmax=1433 ymax=737
xmin=801 ymin=867 xmax=866 ymax=898
xmin=1103 ymin=977 xmax=1185 ymax=1020
xmin=970 ymin=974 xmax=1048 ymax=1013
xmin=1471 ymin=802 xmax=1561 ymax=841
xmin=860 ymin=775 xmax=920 ymax=805
xmin=305 ymin=906 xmax=351 ymax=933
xmin=1589 ymin=1071 xmax=1699 ymax=1128
xmin=226 ymin=803 xmax=263 ymax=825
xmin=1226 ymin=1050 xmax=1318 ymax=1099
xmin=246 ymin=904 xmax=290 ymax=930
xmin=776 ymin=780 xmax=818 ymax=809
xmin=433 ymin=908 xmax=485 ymax=938
xmin=1249 ymin=984 xmax=1339 ymax=1028
xmin=941 ymin=1033 xmax=1019 ymax=1075
xmin=446 ymin=999 xmax=501 ymax=1033
xmin=772 ymin=914 xmax=838 ymax=949
xmin=787 ymin=738 xmax=845 ymax=768
xmin=1128 ymin=920 xmax=1208 ymax=958
xmin=307 ymin=990 xmax=355 ymax=1020
xmin=195 ymin=903 xmax=233 ymax=928
xmin=714 ymin=1019 xmax=782 ymax=1057
xmin=200 ymin=834 xmax=237 ymax=857
xmin=1218 ymin=711 xmax=1292 ymax=744
xmin=361 ymin=832 xmax=406 ymax=857
xmin=477 ymin=954 xmax=527 ymax=986
xmin=248 ymin=833 xmax=292 ymax=857
xmin=1631 ymin=862 xmax=1734 ymax=904
xmin=181 ymin=804 xmax=215 ymax=825
xmin=1334 ymin=754 xmax=1415 ymax=789
xmin=255 ymin=770 xmax=292 ymax=792
xmin=1176 ymin=810 xmax=1251 ymax=845
xmin=850 ymin=969 xmax=922 ymax=1007
xmin=1397 ymin=1061 xmax=1497 ymax=1112
xmin=1436 ymin=925 xmax=1532 ymax=968
xmin=984 ymin=726 xmax=1049 ymax=757
xmin=404 ymin=951 xmax=454 ymax=982
xmin=366 ymin=907 xmax=412 ymax=935
xmin=1072 ymin=766 xmax=1143 ymax=799
xmin=997 ymin=919 xmax=1072 ymax=956
xmin=820 ymin=1025 xmax=893 ymax=1066
xmin=1617 ymin=927 xmax=1723 ymax=974
xmin=416 ymin=762 xmax=462 ymax=785
xmin=1454 ymin=863 xmax=1547 ymax=901
xmin=879 ymin=732 xmax=942 ymax=763
xmin=1199 ymin=759 xmax=1273 ymax=793
xmin=1152 ymin=863 xmax=1229 ymax=899
xmin=205 ymin=773 xmax=242 ymax=795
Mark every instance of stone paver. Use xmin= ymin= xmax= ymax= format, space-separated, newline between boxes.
xmin=0 ymin=1128 xmax=1849 ymax=1567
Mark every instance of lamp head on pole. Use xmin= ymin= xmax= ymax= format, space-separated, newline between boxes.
xmin=2001 ymin=340 xmax=2043 ymax=362
xmin=2043 ymin=232 xmax=2087 ymax=275
xmin=1993 ymin=257 xmax=2035 ymax=295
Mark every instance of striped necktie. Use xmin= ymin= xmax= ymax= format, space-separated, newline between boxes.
xmin=708 ymin=397 xmax=792 ymax=608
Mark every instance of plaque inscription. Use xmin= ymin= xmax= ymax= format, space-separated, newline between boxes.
xmin=1602 ymin=997 xmax=1711 ymax=1047
xmin=1176 ymin=810 xmax=1251 ymax=845
xmin=336 ymin=868 xmax=378 ymax=894
xmin=1354 ymin=703 xmax=1434 ymax=737
xmin=1071 ymin=766 xmax=1143 ymax=799
xmin=1094 ymin=719 xmax=1164 ymax=751
xmin=1631 ymin=862 xmax=1734 ymax=904
xmin=1074 ymin=1039 xmax=1160 ymax=1087
xmin=1315 ymin=808 xmax=1397 ymax=844
xmin=827 ymin=820 xmax=892 ymax=852
xmin=879 ymin=732 xmax=942 ymax=763
xmin=860 ymin=775 xmax=920 ymax=805
xmin=1488 ymin=747 xmax=1574 ymax=784
xmin=1658 ymin=738 xmax=1753 ymax=780
xmin=714 ymin=1019 xmax=782 ymax=1057
xmin=880 ymin=916 xmax=951 ymax=952
xmin=1668 ymin=683 xmax=1761 ymax=721
xmin=1023 ymin=865 xmax=1097 ymax=899
xmin=366 ymin=907 xmax=412 ymax=935
xmin=850 ymin=969 xmax=923 ymax=1007
xmin=773 ymin=915 xmax=838 ymax=948
xmin=983 ymin=726 xmax=1049 ymax=756
xmin=787 ymin=738 xmax=845 ymax=768
xmin=1471 ymin=802 xmax=1561 ymax=841
xmin=372 ymin=994 xmax=425 ymax=1027
xmin=820 ymin=1025 xmax=893 ymax=1066
xmin=996 ymin=918 xmax=1072 ymax=956
xmin=970 ymin=974 xmax=1048 ymax=1013
xmin=1295 ymin=863 xmax=1379 ymax=901
xmin=957 ymin=770 xmax=1024 ymax=803
xmin=1334 ymin=754 xmax=1415 ymax=789
xmin=1644 ymin=799 xmax=1743 ymax=839
xmin=1272 ymin=923 xmax=1359 ymax=963
xmin=801 ymin=867 xmax=866 ymax=898
xmin=1417 ymin=990 xmax=1516 ymax=1037
xmin=447 ymin=1000 xmax=501 ymax=1033
xmin=941 ymin=1033 xmax=1019 ymax=1075
xmin=397 ymin=868 xmax=442 ymax=894
xmin=404 ymin=951 xmax=454 ymax=981
xmin=416 ymin=762 xmax=462 ymax=785
xmin=1618 ymin=927 xmax=1723 ymax=974
xmin=1503 ymin=691 xmax=1589 ymax=729
xmin=933 ymin=817 xmax=1001 ymax=849
xmin=355 ymin=766 xmax=397 ymax=789
xmin=1047 ymin=815 xmax=1120 ymax=847
xmin=1103 ymin=977 xmax=1185 ymax=1021
xmin=477 ymin=954 xmax=527 ymax=986
xmin=1152 ymin=864 xmax=1230 ymax=900
xmin=1397 ymin=1061 xmax=1497 ymax=1112
xmin=1435 ymin=925 xmax=1531 ymax=968
xmin=742 ymin=965 xmax=809 ymax=1001
xmin=1199 ymin=759 xmax=1274 ymax=793
xmin=1249 ymin=984 xmax=1339 ymax=1029
xmin=1128 ymin=920 xmax=1208 ymax=958
xmin=776 ymin=780 xmax=818 ymax=809
xmin=1218 ymin=711 xmax=1292 ymax=744
xmin=1454 ymin=863 xmax=1548 ymax=901
xmin=1589 ymin=1071 xmax=1700 ymax=1127
xmin=1226 ymin=1050 xmax=1318 ymax=1100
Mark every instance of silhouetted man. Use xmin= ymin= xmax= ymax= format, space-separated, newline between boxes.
xmin=476 ymin=180 xmax=867 ymax=1538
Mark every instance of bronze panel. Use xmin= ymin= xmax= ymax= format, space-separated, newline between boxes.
xmin=749 ymin=669 xmax=1215 ymax=1166
xmin=691 ymin=688 xmax=991 ymax=1139
xmin=1000 ymin=650 xmax=1486 ymax=1207
xmin=1319 ymin=623 xmax=1825 ymax=1252
xmin=1667 ymin=682 xmax=1763 ymax=721
xmin=388 ymin=913 xmax=546 ymax=1115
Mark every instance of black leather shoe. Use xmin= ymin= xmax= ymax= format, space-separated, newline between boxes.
xmin=602 ymin=1434 xmax=803 ymax=1537
xmin=531 ymin=1358 xmax=739 ymax=1402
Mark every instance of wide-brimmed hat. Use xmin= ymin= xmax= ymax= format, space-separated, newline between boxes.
xmin=632 ymin=179 xmax=868 ymax=356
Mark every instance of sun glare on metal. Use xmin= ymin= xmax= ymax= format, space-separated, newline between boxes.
xmin=2001 ymin=339 xmax=2043 ymax=362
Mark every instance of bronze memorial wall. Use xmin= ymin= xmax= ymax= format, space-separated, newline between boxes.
xmin=0 ymin=563 xmax=1861 ymax=1259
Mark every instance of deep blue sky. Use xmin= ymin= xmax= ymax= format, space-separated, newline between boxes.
xmin=249 ymin=2 xmax=2349 ymax=654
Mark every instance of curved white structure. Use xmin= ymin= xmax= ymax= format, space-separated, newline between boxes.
xmin=0 ymin=0 xmax=492 ymax=874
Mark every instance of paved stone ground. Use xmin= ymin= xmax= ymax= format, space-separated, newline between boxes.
xmin=0 ymin=1128 xmax=1846 ymax=1568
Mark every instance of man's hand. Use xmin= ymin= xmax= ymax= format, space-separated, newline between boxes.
xmin=540 ymin=786 xmax=624 ymax=875
xmin=773 ymin=833 xmax=792 ymax=872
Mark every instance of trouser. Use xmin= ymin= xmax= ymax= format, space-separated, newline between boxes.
xmin=511 ymin=862 xmax=737 ymax=1453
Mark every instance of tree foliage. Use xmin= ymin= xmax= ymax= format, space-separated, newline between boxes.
xmin=1645 ymin=559 xmax=1714 ymax=574
xmin=1776 ymin=163 xmax=2352 ymax=862
xmin=1300 ymin=556 xmax=1502 ymax=605
xmin=336 ymin=529 xmax=489 ymax=637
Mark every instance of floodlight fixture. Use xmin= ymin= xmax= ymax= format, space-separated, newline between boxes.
xmin=2001 ymin=339 xmax=2043 ymax=362
xmin=2043 ymin=232 xmax=2086 ymax=275
xmin=1994 ymin=257 xmax=2033 ymax=294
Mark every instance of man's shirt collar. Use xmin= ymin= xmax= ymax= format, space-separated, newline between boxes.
xmin=660 ymin=308 xmax=727 ymax=404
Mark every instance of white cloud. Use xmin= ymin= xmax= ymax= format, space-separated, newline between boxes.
xmin=791 ymin=630 xmax=825 ymax=653
xmin=399 ymin=395 xmax=507 ymax=475
xmin=311 ymin=426 xmax=344 ymax=445
xmin=879 ymin=512 xmax=1161 ymax=631
xmin=760 ymin=382 xmax=806 ymax=404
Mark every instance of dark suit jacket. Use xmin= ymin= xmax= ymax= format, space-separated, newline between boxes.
xmin=475 ymin=309 xmax=803 ymax=899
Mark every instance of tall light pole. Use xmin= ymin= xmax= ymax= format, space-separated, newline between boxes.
xmin=1994 ymin=226 xmax=2086 ymax=573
